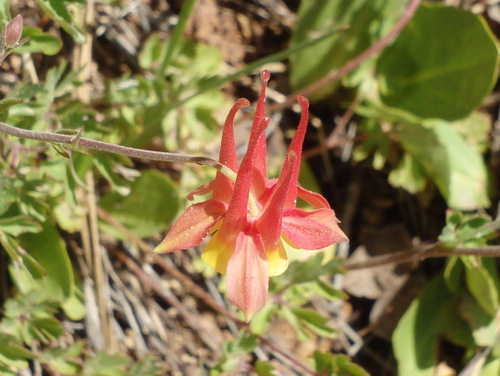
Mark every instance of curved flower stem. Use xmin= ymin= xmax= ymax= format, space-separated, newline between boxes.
xmin=0 ymin=121 xmax=238 ymax=179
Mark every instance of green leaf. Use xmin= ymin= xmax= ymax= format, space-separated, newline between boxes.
xmin=0 ymin=176 xmax=20 ymax=215
xmin=292 ymin=308 xmax=337 ymax=338
xmin=0 ymin=98 xmax=23 ymax=113
xmin=17 ymin=221 xmax=77 ymax=312
xmin=311 ymin=351 xmax=369 ymax=376
xmin=377 ymin=4 xmax=499 ymax=120
xmin=280 ymin=306 xmax=311 ymax=341
xmin=439 ymin=210 xmax=496 ymax=247
xmin=462 ymin=257 xmax=500 ymax=317
xmin=36 ymin=0 xmax=86 ymax=43
xmin=0 ymin=215 xmax=42 ymax=236
xmin=249 ymin=303 xmax=274 ymax=335
xmin=93 ymin=153 xmax=132 ymax=196
xmin=459 ymin=294 xmax=498 ymax=347
xmin=15 ymin=26 xmax=62 ymax=55
xmin=29 ymin=317 xmax=64 ymax=341
xmin=353 ymin=119 xmax=390 ymax=170
xmin=388 ymin=153 xmax=426 ymax=194
xmin=0 ymin=0 xmax=10 ymax=27
xmin=398 ymin=122 xmax=490 ymax=210
xmin=82 ymin=352 xmax=130 ymax=376
xmin=443 ymin=256 xmax=463 ymax=294
xmin=99 ymin=170 xmax=180 ymax=239
xmin=0 ymin=233 xmax=46 ymax=280
xmin=482 ymin=358 xmax=500 ymax=376
xmin=0 ymin=334 xmax=33 ymax=361
xmin=254 ymin=360 xmax=276 ymax=375
xmin=393 ymin=276 xmax=473 ymax=376
xmin=39 ymin=345 xmax=82 ymax=375
xmin=314 ymin=279 xmax=348 ymax=301
xmin=210 ymin=331 xmax=258 ymax=374
xmin=289 ymin=0 xmax=403 ymax=99
xmin=128 ymin=357 xmax=162 ymax=376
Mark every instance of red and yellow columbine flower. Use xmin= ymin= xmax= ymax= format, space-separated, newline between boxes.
xmin=154 ymin=71 xmax=348 ymax=320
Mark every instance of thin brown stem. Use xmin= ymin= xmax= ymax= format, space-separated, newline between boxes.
xmin=343 ymin=243 xmax=500 ymax=271
xmin=0 ymin=121 xmax=222 ymax=169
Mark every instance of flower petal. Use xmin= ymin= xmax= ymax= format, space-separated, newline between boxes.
xmin=249 ymin=71 xmax=271 ymax=198
xmin=217 ymin=116 xmax=268 ymax=244
xmin=226 ymin=229 xmax=269 ymax=321
xmin=267 ymin=242 xmax=288 ymax=277
xmin=153 ymin=200 xmax=226 ymax=254
xmin=219 ymin=98 xmax=250 ymax=172
xmin=282 ymin=208 xmax=348 ymax=250
xmin=201 ymin=230 xmax=233 ymax=274
xmin=283 ymin=95 xmax=309 ymax=208
xmin=212 ymin=98 xmax=249 ymax=203
xmin=257 ymin=151 xmax=296 ymax=250
xmin=297 ymin=185 xmax=331 ymax=209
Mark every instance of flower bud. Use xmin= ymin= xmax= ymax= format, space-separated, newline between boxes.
xmin=4 ymin=14 xmax=23 ymax=47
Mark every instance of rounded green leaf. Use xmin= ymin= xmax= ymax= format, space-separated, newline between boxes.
xmin=398 ymin=122 xmax=490 ymax=210
xmin=17 ymin=222 xmax=76 ymax=306
xmin=99 ymin=170 xmax=180 ymax=239
xmin=377 ymin=4 xmax=499 ymax=120
xmin=15 ymin=26 xmax=62 ymax=55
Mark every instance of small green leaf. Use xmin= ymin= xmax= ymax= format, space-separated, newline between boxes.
xmin=398 ymin=122 xmax=490 ymax=210
xmin=482 ymin=358 xmax=500 ymax=376
xmin=0 ymin=176 xmax=20 ymax=215
xmin=462 ymin=257 xmax=500 ymax=317
xmin=36 ymin=0 xmax=86 ymax=43
xmin=0 ymin=98 xmax=23 ymax=113
xmin=443 ymin=256 xmax=463 ymax=293
xmin=82 ymin=352 xmax=130 ymax=376
xmin=314 ymin=279 xmax=348 ymax=301
xmin=393 ymin=276 xmax=474 ymax=376
xmin=0 ymin=334 xmax=33 ymax=361
xmin=311 ymin=351 xmax=369 ymax=375
xmin=388 ymin=153 xmax=427 ymax=194
xmin=249 ymin=303 xmax=274 ymax=335
xmin=377 ymin=4 xmax=499 ymax=120
xmin=15 ymin=26 xmax=62 ymax=55
xmin=292 ymin=308 xmax=337 ymax=338
xmin=99 ymin=170 xmax=180 ymax=239
xmin=128 ymin=357 xmax=162 ymax=376
xmin=254 ymin=360 xmax=276 ymax=376
xmin=29 ymin=317 xmax=64 ymax=341
xmin=0 ymin=1 xmax=10 ymax=27
xmin=459 ymin=295 xmax=498 ymax=346
xmin=39 ymin=345 xmax=82 ymax=375
xmin=280 ymin=306 xmax=311 ymax=341
xmin=0 ymin=215 xmax=42 ymax=236
xmin=18 ymin=221 xmax=76 ymax=307
xmin=93 ymin=153 xmax=132 ymax=196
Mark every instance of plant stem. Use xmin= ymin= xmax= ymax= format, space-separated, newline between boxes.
xmin=343 ymin=243 xmax=500 ymax=271
xmin=0 ymin=120 xmax=227 ymax=167
xmin=267 ymin=0 xmax=422 ymax=114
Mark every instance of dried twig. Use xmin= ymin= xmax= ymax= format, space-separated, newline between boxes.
xmin=344 ymin=243 xmax=500 ymax=271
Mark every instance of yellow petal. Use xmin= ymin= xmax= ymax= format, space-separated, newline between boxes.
xmin=267 ymin=241 xmax=288 ymax=277
xmin=201 ymin=231 xmax=234 ymax=275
